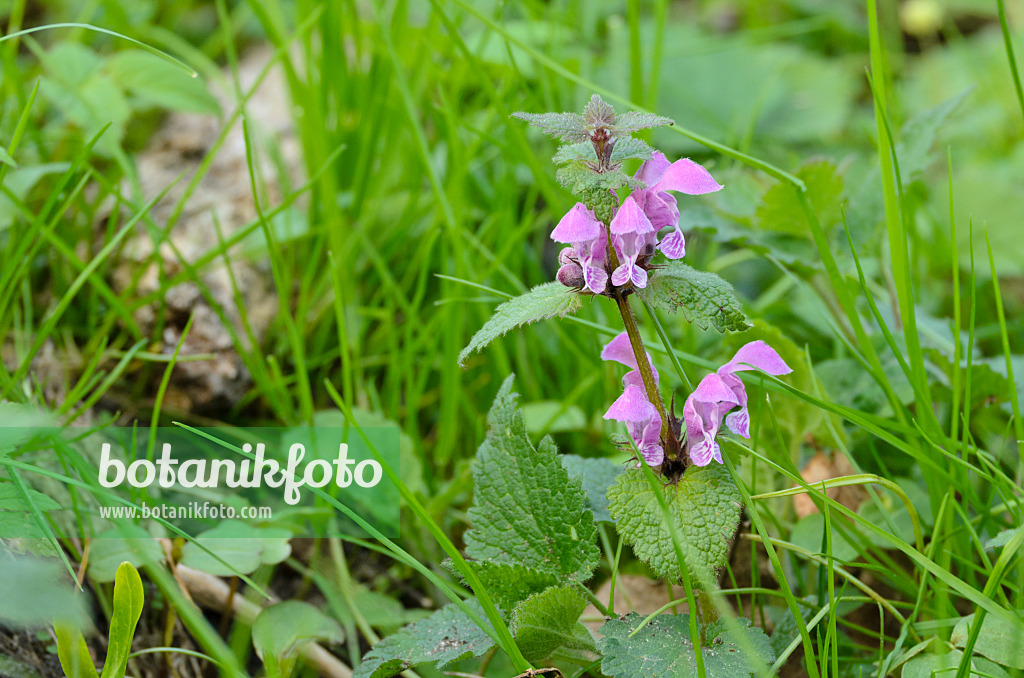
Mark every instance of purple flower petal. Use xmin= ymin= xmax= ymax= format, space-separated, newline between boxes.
xmin=601 ymin=332 xmax=639 ymax=369
xmin=582 ymin=264 xmax=608 ymax=294
xmin=658 ymin=227 xmax=686 ymax=259
xmin=683 ymin=396 xmax=724 ymax=466
xmin=720 ymin=341 xmax=792 ymax=376
xmin=634 ymin=151 xmax=671 ymax=187
xmin=691 ymin=373 xmax=741 ymax=407
xmin=653 ymin=158 xmax=724 ymax=195
xmin=552 ymin=203 xmax=602 ymax=243
xmin=557 ymin=247 xmax=577 ymax=266
xmin=609 ymin=196 xmax=655 ymax=235
xmin=604 ymin=384 xmax=658 ymax=423
xmin=725 ymin=408 xmax=751 ymax=439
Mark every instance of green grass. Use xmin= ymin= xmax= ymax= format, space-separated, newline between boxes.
xmin=2 ymin=0 xmax=1024 ymax=676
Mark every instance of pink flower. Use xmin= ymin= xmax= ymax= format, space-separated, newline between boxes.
xmin=683 ymin=341 xmax=791 ymax=466
xmin=601 ymin=332 xmax=664 ymax=466
xmin=630 ymin=152 xmax=723 ymax=261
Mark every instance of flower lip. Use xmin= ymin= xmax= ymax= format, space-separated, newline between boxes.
xmin=603 ymin=384 xmax=658 ymax=423
xmin=720 ymin=340 xmax=792 ymax=376
xmin=609 ymin=196 xmax=655 ymax=235
xmin=551 ymin=203 xmax=602 ymax=243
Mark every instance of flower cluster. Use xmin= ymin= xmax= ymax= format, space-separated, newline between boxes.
xmin=554 ymin=152 xmax=723 ymax=295
xmin=683 ymin=341 xmax=791 ymax=466
xmin=600 ymin=332 xmax=665 ymax=466
xmin=602 ymin=334 xmax=790 ymax=469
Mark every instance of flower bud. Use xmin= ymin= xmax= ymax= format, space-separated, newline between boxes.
xmin=556 ymin=262 xmax=585 ymax=289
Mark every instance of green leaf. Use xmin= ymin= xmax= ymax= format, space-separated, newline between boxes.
xmin=458 ymin=283 xmax=583 ymax=366
xmin=985 ymin=526 xmax=1023 ymax=551
xmin=556 ymin=164 xmax=640 ymax=194
xmin=510 ymin=586 xmax=594 ymax=662
xmin=640 ymin=261 xmax=749 ymax=333
xmin=253 ymin=601 xmax=344 ymax=678
xmin=180 ymin=520 xmax=291 ymax=576
xmin=610 ymin=136 xmax=655 ymax=164
xmin=902 ymin=650 xmax=1009 ymax=678
xmin=0 ymin=555 xmax=89 ymax=629
xmin=87 ymin=527 xmax=163 ymax=583
xmin=599 ymin=613 xmax=773 ymax=677
xmin=107 ymin=50 xmax=220 ymax=115
xmin=560 ymin=455 xmax=624 ymax=523
xmin=100 ymin=562 xmax=144 ymax=678
xmin=55 ymin=622 xmax=99 ymax=678
xmin=510 ymin=111 xmax=588 ymax=142
xmin=354 ymin=600 xmax=495 ymax=678
xmin=464 ymin=377 xmax=599 ymax=581
xmin=607 ymin=464 xmax=742 ymax=581
xmin=553 ymin=142 xmax=596 ymax=165
xmin=951 ymin=612 xmax=1024 ymax=669
xmin=612 ymin=111 xmax=674 ymax=134
xmin=465 ymin=561 xmax=560 ymax=611
xmin=583 ymin=94 xmax=616 ymax=128
xmin=0 ymin=483 xmax=60 ymax=512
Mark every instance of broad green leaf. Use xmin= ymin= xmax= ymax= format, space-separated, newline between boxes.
xmin=640 ymin=261 xmax=749 ymax=333
xmin=583 ymin=94 xmax=616 ymax=128
xmin=951 ymin=612 xmax=1024 ymax=669
xmin=253 ymin=601 xmax=344 ymax=678
xmin=510 ymin=586 xmax=594 ymax=662
xmin=354 ymin=600 xmax=495 ymax=678
xmin=609 ymin=136 xmax=655 ymax=164
xmin=463 ymin=377 xmax=599 ymax=581
xmin=553 ymin=142 xmax=595 ymax=165
xmin=607 ymin=464 xmax=742 ymax=581
xmin=88 ymin=528 xmax=163 ymax=583
xmin=54 ymin=622 xmax=99 ymax=678
xmin=459 ymin=283 xmax=583 ymax=366
xmin=599 ymin=613 xmax=773 ymax=677
xmin=555 ymin=164 xmax=641 ymax=194
xmin=902 ymin=650 xmax=1009 ymax=678
xmin=561 ymin=455 xmax=624 ymax=523
xmin=107 ymin=50 xmax=219 ymax=115
xmin=180 ymin=520 xmax=291 ymax=576
xmin=0 ymin=555 xmax=89 ymax=629
xmin=100 ymin=562 xmax=144 ymax=678
xmin=510 ymin=111 xmax=588 ymax=142
xmin=0 ymin=482 xmax=60 ymax=512
xmin=612 ymin=111 xmax=674 ymax=134
xmin=464 ymin=561 xmax=560 ymax=611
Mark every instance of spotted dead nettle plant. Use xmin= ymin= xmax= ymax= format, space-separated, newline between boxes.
xmin=358 ymin=96 xmax=788 ymax=678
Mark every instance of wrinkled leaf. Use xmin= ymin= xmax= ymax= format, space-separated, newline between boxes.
xmin=599 ymin=613 xmax=773 ymax=677
xmin=463 ymin=376 xmax=599 ymax=581
xmin=510 ymin=586 xmax=593 ymax=662
xmin=354 ymin=600 xmax=495 ymax=678
xmin=607 ymin=464 xmax=742 ymax=581
xmin=951 ymin=612 xmax=1024 ymax=669
xmin=640 ymin=261 xmax=749 ymax=333
xmin=459 ymin=283 xmax=583 ymax=366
